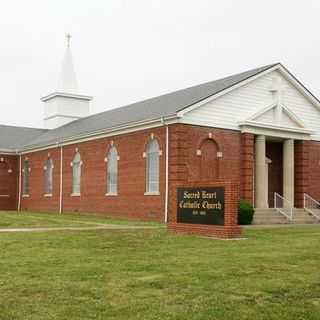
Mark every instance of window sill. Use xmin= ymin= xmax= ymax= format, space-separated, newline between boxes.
xmin=71 ymin=193 xmax=81 ymax=197
xmin=44 ymin=194 xmax=53 ymax=197
xmin=0 ymin=194 xmax=9 ymax=197
xmin=22 ymin=194 xmax=30 ymax=198
xmin=105 ymin=193 xmax=118 ymax=196
xmin=144 ymin=192 xmax=160 ymax=196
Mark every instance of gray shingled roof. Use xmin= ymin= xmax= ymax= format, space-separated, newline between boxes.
xmin=0 ymin=124 xmax=47 ymax=151
xmin=0 ymin=63 xmax=277 ymax=151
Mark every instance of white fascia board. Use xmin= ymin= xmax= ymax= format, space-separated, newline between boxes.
xmin=239 ymin=120 xmax=314 ymax=138
xmin=0 ymin=149 xmax=18 ymax=155
xmin=240 ymin=125 xmax=311 ymax=140
xmin=276 ymin=65 xmax=320 ymax=111
xmin=177 ymin=64 xmax=281 ymax=117
xmin=178 ymin=118 xmax=240 ymax=132
xmin=19 ymin=115 xmax=179 ymax=154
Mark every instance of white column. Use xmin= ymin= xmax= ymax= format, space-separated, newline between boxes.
xmin=283 ymin=139 xmax=294 ymax=206
xmin=255 ymin=135 xmax=267 ymax=208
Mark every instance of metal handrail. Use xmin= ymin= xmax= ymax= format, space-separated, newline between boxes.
xmin=303 ymin=193 xmax=320 ymax=220
xmin=274 ymin=192 xmax=293 ymax=221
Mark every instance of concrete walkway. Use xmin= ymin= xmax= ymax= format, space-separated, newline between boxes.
xmin=243 ymin=223 xmax=320 ymax=230
xmin=0 ymin=224 xmax=160 ymax=233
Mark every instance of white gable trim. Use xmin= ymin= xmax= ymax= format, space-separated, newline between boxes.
xmin=178 ymin=64 xmax=320 ymax=117
xmin=282 ymin=105 xmax=305 ymax=128
xmin=246 ymin=103 xmax=305 ymax=128
xmin=246 ymin=103 xmax=276 ymax=121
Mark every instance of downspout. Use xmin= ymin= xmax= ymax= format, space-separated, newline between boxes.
xmin=162 ymin=117 xmax=169 ymax=223
xmin=17 ymin=153 xmax=22 ymax=212
xmin=59 ymin=145 xmax=63 ymax=214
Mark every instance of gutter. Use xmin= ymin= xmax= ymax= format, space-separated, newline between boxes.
xmin=59 ymin=145 xmax=63 ymax=214
xmin=17 ymin=154 xmax=22 ymax=211
xmin=161 ymin=117 xmax=169 ymax=223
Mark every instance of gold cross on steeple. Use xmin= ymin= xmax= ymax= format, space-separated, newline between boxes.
xmin=66 ymin=33 xmax=72 ymax=48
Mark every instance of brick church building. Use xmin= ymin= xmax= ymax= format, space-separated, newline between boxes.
xmin=1 ymin=42 xmax=320 ymax=229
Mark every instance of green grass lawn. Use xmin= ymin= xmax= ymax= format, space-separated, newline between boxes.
xmin=0 ymin=211 xmax=159 ymax=229
xmin=0 ymin=212 xmax=319 ymax=319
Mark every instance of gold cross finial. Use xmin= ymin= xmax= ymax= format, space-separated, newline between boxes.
xmin=66 ymin=33 xmax=71 ymax=48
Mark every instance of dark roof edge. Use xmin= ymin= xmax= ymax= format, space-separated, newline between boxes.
xmin=278 ymin=63 xmax=320 ymax=106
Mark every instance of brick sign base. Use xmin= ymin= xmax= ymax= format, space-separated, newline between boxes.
xmin=168 ymin=181 xmax=241 ymax=239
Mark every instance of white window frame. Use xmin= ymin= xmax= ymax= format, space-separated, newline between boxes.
xmin=71 ymin=152 xmax=82 ymax=196
xmin=105 ymin=146 xmax=119 ymax=196
xmin=44 ymin=157 xmax=54 ymax=196
xmin=145 ymin=138 xmax=161 ymax=195
xmin=22 ymin=160 xmax=30 ymax=196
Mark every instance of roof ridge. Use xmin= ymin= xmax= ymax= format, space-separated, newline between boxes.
xmin=1 ymin=62 xmax=282 ymax=150
xmin=61 ymin=63 xmax=279 ymax=126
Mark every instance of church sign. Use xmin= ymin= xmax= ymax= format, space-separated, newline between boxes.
xmin=177 ymin=187 xmax=224 ymax=225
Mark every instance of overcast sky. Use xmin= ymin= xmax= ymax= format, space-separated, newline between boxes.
xmin=0 ymin=0 xmax=319 ymax=128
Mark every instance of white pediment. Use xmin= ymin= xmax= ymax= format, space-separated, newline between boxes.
xmin=247 ymin=103 xmax=305 ymax=129
xmin=238 ymin=103 xmax=314 ymax=140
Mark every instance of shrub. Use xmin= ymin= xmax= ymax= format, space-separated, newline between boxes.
xmin=238 ymin=199 xmax=254 ymax=225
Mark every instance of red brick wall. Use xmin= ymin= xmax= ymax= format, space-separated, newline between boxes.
xmin=295 ymin=140 xmax=310 ymax=207
xmin=20 ymin=148 xmax=61 ymax=212
xmin=167 ymin=124 xmax=241 ymax=238
xmin=19 ymin=123 xmax=242 ymax=227
xmin=240 ymin=133 xmax=254 ymax=204
xmin=0 ymin=154 xmax=19 ymax=210
xmin=21 ymin=127 xmax=166 ymax=221
xmin=168 ymin=124 xmax=241 ymax=183
xmin=307 ymin=141 xmax=320 ymax=203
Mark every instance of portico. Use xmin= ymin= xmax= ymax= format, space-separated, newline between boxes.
xmin=239 ymin=76 xmax=314 ymax=210
xmin=254 ymin=135 xmax=294 ymax=208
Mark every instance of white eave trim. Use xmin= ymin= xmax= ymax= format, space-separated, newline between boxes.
xmin=41 ymin=92 xmax=93 ymax=102
xmin=0 ymin=148 xmax=18 ymax=155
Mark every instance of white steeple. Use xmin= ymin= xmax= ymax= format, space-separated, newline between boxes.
xmin=41 ymin=34 xmax=92 ymax=129
xmin=57 ymin=34 xmax=79 ymax=93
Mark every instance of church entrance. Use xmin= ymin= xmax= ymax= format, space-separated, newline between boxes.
xmin=266 ymin=141 xmax=283 ymax=207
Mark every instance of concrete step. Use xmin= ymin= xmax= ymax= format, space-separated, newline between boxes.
xmin=253 ymin=208 xmax=320 ymax=225
xmin=253 ymin=209 xmax=287 ymax=225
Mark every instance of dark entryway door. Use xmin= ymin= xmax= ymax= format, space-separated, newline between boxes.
xmin=266 ymin=141 xmax=283 ymax=207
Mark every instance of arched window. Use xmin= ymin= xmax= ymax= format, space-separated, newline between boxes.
xmin=22 ymin=159 xmax=30 ymax=195
xmin=200 ymin=139 xmax=218 ymax=180
xmin=0 ymin=160 xmax=10 ymax=195
xmin=146 ymin=139 xmax=160 ymax=193
xmin=44 ymin=157 xmax=53 ymax=195
xmin=72 ymin=152 xmax=81 ymax=195
xmin=106 ymin=146 xmax=118 ymax=194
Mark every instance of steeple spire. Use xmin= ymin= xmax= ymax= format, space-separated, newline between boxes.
xmin=41 ymin=34 xmax=93 ymax=129
xmin=57 ymin=34 xmax=78 ymax=93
